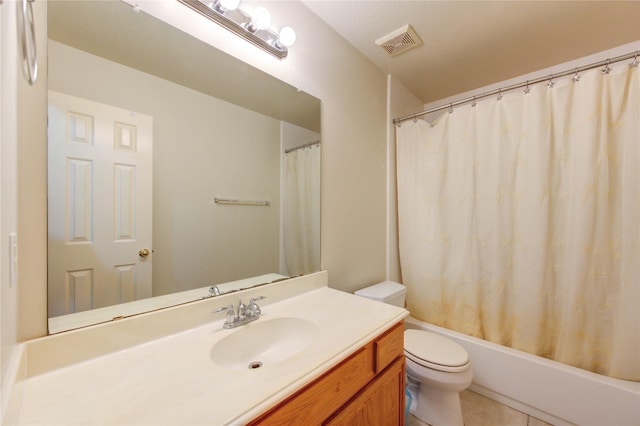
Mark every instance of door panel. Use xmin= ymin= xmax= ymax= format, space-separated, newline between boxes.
xmin=48 ymin=91 xmax=153 ymax=317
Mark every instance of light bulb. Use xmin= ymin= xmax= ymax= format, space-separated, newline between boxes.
xmin=210 ymin=0 xmax=239 ymax=13
xmin=219 ymin=0 xmax=239 ymax=11
xmin=248 ymin=6 xmax=271 ymax=32
xmin=278 ymin=26 xmax=296 ymax=48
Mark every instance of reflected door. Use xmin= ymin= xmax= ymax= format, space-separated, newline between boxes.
xmin=47 ymin=91 xmax=153 ymax=317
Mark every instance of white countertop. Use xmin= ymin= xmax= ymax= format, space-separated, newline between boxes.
xmin=14 ymin=286 xmax=407 ymax=425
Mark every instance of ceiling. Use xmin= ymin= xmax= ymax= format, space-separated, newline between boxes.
xmin=303 ymin=1 xmax=640 ymax=104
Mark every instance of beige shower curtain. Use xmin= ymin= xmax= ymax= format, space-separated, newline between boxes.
xmin=396 ymin=63 xmax=639 ymax=380
xmin=284 ymin=143 xmax=321 ymax=277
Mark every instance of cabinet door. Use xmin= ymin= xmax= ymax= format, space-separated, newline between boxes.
xmin=325 ymin=358 xmax=405 ymax=426
xmin=248 ymin=345 xmax=375 ymax=425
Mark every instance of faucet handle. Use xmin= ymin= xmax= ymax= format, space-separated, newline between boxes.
xmin=247 ymin=296 xmax=266 ymax=318
xmin=213 ymin=304 xmax=233 ymax=314
xmin=213 ymin=304 xmax=236 ymax=326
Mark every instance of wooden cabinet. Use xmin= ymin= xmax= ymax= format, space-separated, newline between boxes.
xmin=249 ymin=321 xmax=405 ymax=426
xmin=325 ymin=357 xmax=404 ymax=425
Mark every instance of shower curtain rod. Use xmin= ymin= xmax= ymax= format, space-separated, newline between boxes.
xmin=285 ymin=139 xmax=320 ymax=154
xmin=394 ymin=50 xmax=639 ymax=125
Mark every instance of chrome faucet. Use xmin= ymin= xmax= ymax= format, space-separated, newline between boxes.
xmin=214 ymin=296 xmax=266 ymax=329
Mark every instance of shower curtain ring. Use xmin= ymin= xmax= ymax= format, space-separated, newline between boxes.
xmin=448 ymin=103 xmax=454 ymax=114
xmin=471 ymin=96 xmax=477 ymax=107
xmin=630 ymin=53 xmax=639 ymax=68
xmin=602 ymin=60 xmax=611 ymax=74
xmin=572 ymin=68 xmax=581 ymax=82
xmin=547 ymin=74 xmax=555 ymax=89
xmin=524 ymin=81 xmax=531 ymax=94
xmin=497 ymin=89 xmax=503 ymax=101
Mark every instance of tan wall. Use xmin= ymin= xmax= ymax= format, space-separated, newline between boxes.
xmin=15 ymin=1 xmax=49 ymax=343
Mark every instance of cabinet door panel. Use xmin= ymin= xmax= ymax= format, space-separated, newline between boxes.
xmin=325 ymin=358 xmax=405 ymax=426
xmin=375 ymin=322 xmax=404 ymax=373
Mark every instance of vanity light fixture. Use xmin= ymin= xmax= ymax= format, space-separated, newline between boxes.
xmin=177 ymin=0 xmax=296 ymax=60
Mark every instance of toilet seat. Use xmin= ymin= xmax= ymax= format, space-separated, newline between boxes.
xmin=404 ymin=329 xmax=470 ymax=373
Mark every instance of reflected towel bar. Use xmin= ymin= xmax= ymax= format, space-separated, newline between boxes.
xmin=214 ymin=197 xmax=270 ymax=206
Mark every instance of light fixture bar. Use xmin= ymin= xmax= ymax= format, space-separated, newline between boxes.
xmin=177 ymin=0 xmax=288 ymax=60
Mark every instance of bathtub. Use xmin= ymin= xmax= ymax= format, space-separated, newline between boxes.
xmin=405 ymin=317 xmax=640 ymax=426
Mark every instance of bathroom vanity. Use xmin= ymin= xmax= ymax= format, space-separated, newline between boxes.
xmin=4 ymin=272 xmax=408 ymax=425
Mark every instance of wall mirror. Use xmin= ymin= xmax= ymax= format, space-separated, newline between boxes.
xmin=46 ymin=0 xmax=321 ymax=334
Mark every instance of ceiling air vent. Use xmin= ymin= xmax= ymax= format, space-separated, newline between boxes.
xmin=375 ymin=24 xmax=422 ymax=57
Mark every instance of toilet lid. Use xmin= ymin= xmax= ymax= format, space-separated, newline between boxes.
xmin=404 ymin=329 xmax=469 ymax=372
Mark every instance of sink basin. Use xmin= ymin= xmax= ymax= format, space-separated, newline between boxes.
xmin=210 ymin=317 xmax=320 ymax=370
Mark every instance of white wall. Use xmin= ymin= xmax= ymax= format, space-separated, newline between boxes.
xmin=281 ymin=121 xmax=320 ymax=152
xmin=386 ymin=75 xmax=423 ymax=284
xmin=48 ymin=41 xmax=283 ymax=301
xmin=0 ymin=3 xmax=19 ymax=417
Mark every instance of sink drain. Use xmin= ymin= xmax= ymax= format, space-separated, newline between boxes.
xmin=248 ymin=361 xmax=263 ymax=369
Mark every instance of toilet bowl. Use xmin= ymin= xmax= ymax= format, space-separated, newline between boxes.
xmin=404 ymin=329 xmax=472 ymax=425
xmin=355 ymin=281 xmax=473 ymax=426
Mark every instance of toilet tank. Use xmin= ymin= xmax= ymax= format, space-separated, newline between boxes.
xmin=355 ymin=281 xmax=407 ymax=307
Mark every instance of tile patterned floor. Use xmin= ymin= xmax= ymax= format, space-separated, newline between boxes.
xmin=406 ymin=390 xmax=553 ymax=426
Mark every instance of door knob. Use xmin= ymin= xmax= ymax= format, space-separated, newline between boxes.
xmin=138 ymin=248 xmax=150 ymax=258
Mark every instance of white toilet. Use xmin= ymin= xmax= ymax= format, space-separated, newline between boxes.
xmin=355 ymin=281 xmax=473 ymax=426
